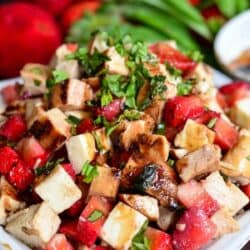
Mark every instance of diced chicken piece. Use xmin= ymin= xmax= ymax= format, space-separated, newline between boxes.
xmin=89 ymin=32 xmax=109 ymax=54
xmin=88 ymin=166 xmax=120 ymax=199
xmin=55 ymin=60 xmax=80 ymax=79
xmin=202 ymin=171 xmax=249 ymax=216
xmin=5 ymin=202 xmax=61 ymax=248
xmin=211 ymin=208 xmax=239 ymax=238
xmin=84 ymin=77 xmax=100 ymax=90
xmin=20 ymin=63 xmax=50 ymax=95
xmin=144 ymin=100 xmax=165 ymax=123
xmin=0 ymin=177 xmax=25 ymax=225
xmin=118 ymin=114 xmax=154 ymax=150
xmin=174 ymin=119 xmax=215 ymax=152
xmin=4 ymin=100 xmax=26 ymax=116
xmin=35 ymin=165 xmax=82 ymax=213
xmin=52 ymin=44 xmax=75 ymax=63
xmin=120 ymin=194 xmax=159 ymax=221
xmin=93 ymin=128 xmax=112 ymax=154
xmin=51 ymin=79 xmax=93 ymax=110
xmin=220 ymin=132 xmax=250 ymax=183
xmin=171 ymin=148 xmax=188 ymax=159
xmin=64 ymin=110 xmax=91 ymax=120
xmin=25 ymin=98 xmax=44 ymax=128
xmin=66 ymin=133 xmax=96 ymax=174
xmin=105 ymin=47 xmax=129 ymax=76
xmin=230 ymin=97 xmax=250 ymax=129
xmin=157 ymin=206 xmax=177 ymax=231
xmin=100 ymin=202 xmax=147 ymax=250
xmin=176 ymin=144 xmax=221 ymax=182
xmin=29 ymin=108 xmax=71 ymax=150
xmin=138 ymin=134 xmax=170 ymax=162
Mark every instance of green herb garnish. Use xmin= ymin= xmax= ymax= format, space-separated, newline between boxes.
xmin=66 ymin=115 xmax=81 ymax=126
xmin=34 ymin=79 xmax=41 ymax=86
xmin=30 ymin=67 xmax=43 ymax=75
xmin=156 ymin=123 xmax=165 ymax=135
xmin=35 ymin=158 xmax=64 ymax=177
xmin=131 ymin=221 xmax=150 ymax=250
xmin=207 ymin=118 xmax=217 ymax=129
xmin=167 ymin=159 xmax=175 ymax=167
xmin=46 ymin=70 xmax=69 ymax=89
xmin=81 ymin=161 xmax=99 ymax=183
xmin=177 ymin=79 xmax=195 ymax=96
xmin=87 ymin=210 xmax=103 ymax=222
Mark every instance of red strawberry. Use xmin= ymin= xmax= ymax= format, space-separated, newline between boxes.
xmin=0 ymin=3 xmax=62 ymax=78
xmin=61 ymin=1 xmax=101 ymax=31
xmin=188 ymin=0 xmax=200 ymax=6
xmin=202 ymin=5 xmax=223 ymax=19
xmin=45 ymin=234 xmax=74 ymax=250
xmin=62 ymin=163 xmax=76 ymax=181
xmin=66 ymin=197 xmax=85 ymax=217
xmin=1 ymin=84 xmax=20 ymax=105
xmin=0 ymin=146 xmax=19 ymax=175
xmin=8 ymin=161 xmax=34 ymax=191
xmin=0 ymin=115 xmax=27 ymax=141
xmin=77 ymin=118 xmax=95 ymax=134
xmin=241 ymin=184 xmax=250 ymax=199
xmin=34 ymin=0 xmax=72 ymax=16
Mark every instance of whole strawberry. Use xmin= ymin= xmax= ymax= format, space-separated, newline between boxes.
xmin=0 ymin=3 xmax=62 ymax=78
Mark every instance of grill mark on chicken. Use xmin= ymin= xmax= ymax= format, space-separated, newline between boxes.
xmin=60 ymin=80 xmax=69 ymax=104
xmin=29 ymin=120 xmax=52 ymax=140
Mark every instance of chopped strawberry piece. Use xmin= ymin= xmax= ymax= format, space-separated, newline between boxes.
xmin=94 ymin=246 xmax=112 ymax=250
xmin=145 ymin=227 xmax=173 ymax=250
xmin=62 ymin=163 xmax=76 ymax=181
xmin=1 ymin=84 xmax=19 ymax=104
xmin=66 ymin=43 xmax=78 ymax=52
xmin=59 ymin=220 xmax=83 ymax=242
xmin=177 ymin=180 xmax=219 ymax=217
xmin=201 ymin=5 xmax=223 ymax=19
xmin=194 ymin=110 xmax=220 ymax=125
xmin=241 ymin=184 xmax=250 ymax=198
xmin=213 ymin=118 xmax=239 ymax=150
xmin=66 ymin=197 xmax=85 ymax=217
xmin=77 ymin=118 xmax=95 ymax=134
xmin=149 ymin=43 xmax=196 ymax=73
xmin=0 ymin=146 xmax=19 ymax=175
xmin=164 ymin=96 xmax=205 ymax=127
xmin=219 ymin=81 xmax=249 ymax=107
xmin=0 ymin=115 xmax=26 ymax=141
xmin=188 ymin=0 xmax=200 ymax=6
xmin=7 ymin=161 xmax=34 ymax=191
xmin=165 ymin=125 xmax=180 ymax=142
xmin=45 ymin=234 xmax=74 ymax=250
xmin=98 ymin=99 xmax=123 ymax=122
xmin=173 ymin=208 xmax=216 ymax=250
xmin=78 ymin=196 xmax=112 ymax=246
xmin=216 ymin=91 xmax=228 ymax=109
xmin=17 ymin=136 xmax=49 ymax=168
xmin=111 ymin=150 xmax=131 ymax=169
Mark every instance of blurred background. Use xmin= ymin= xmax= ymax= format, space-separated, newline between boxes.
xmin=0 ymin=0 xmax=249 ymax=79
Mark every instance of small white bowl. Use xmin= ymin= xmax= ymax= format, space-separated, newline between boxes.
xmin=214 ymin=10 xmax=250 ymax=80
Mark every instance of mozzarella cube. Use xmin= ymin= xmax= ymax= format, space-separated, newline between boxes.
xmin=6 ymin=202 xmax=61 ymax=248
xmin=174 ymin=119 xmax=215 ymax=152
xmin=202 ymin=171 xmax=249 ymax=216
xmin=100 ymin=202 xmax=147 ymax=250
xmin=35 ymin=165 xmax=82 ymax=213
xmin=21 ymin=63 xmax=50 ymax=95
xmin=120 ymin=194 xmax=159 ymax=221
xmin=230 ymin=97 xmax=250 ymax=129
xmin=105 ymin=47 xmax=129 ymax=76
xmin=88 ymin=166 xmax=120 ymax=199
xmin=66 ymin=133 xmax=96 ymax=174
xmin=0 ymin=177 xmax=25 ymax=225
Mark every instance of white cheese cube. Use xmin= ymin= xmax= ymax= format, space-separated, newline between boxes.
xmin=105 ymin=47 xmax=129 ymax=76
xmin=101 ymin=202 xmax=147 ymax=250
xmin=66 ymin=133 xmax=96 ymax=174
xmin=202 ymin=171 xmax=249 ymax=216
xmin=230 ymin=97 xmax=250 ymax=129
xmin=174 ymin=119 xmax=215 ymax=152
xmin=6 ymin=202 xmax=61 ymax=248
xmin=35 ymin=165 xmax=82 ymax=213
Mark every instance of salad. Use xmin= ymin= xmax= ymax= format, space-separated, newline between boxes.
xmin=0 ymin=32 xmax=250 ymax=250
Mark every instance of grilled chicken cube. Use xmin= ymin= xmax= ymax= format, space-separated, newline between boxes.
xmin=105 ymin=47 xmax=129 ymax=76
xmin=66 ymin=133 xmax=96 ymax=174
xmin=157 ymin=206 xmax=177 ymax=231
xmin=88 ymin=166 xmax=120 ymax=199
xmin=138 ymin=134 xmax=170 ymax=162
xmin=29 ymin=108 xmax=71 ymax=150
xmin=202 ymin=171 xmax=249 ymax=216
xmin=21 ymin=63 xmax=50 ymax=95
xmin=55 ymin=60 xmax=80 ymax=79
xmin=210 ymin=208 xmax=239 ymax=238
xmin=25 ymin=98 xmax=44 ymax=128
xmin=0 ymin=177 xmax=25 ymax=225
xmin=120 ymin=194 xmax=159 ymax=221
xmin=220 ymin=131 xmax=250 ymax=183
xmin=93 ymin=128 xmax=112 ymax=154
xmin=35 ymin=165 xmax=82 ymax=213
xmin=65 ymin=110 xmax=91 ymax=120
xmin=5 ymin=202 xmax=61 ymax=248
xmin=176 ymin=144 xmax=221 ymax=182
xmin=144 ymin=100 xmax=165 ymax=123
xmin=230 ymin=97 xmax=250 ymax=129
xmin=90 ymin=32 xmax=109 ymax=54
xmin=174 ymin=119 xmax=215 ymax=152
xmin=51 ymin=79 xmax=93 ymax=110
xmin=100 ymin=202 xmax=147 ymax=250
xmin=118 ymin=114 xmax=154 ymax=150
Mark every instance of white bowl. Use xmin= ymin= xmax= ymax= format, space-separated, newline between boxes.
xmin=214 ymin=10 xmax=250 ymax=80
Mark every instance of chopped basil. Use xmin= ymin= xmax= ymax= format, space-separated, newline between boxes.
xmin=186 ymin=50 xmax=204 ymax=62
xmin=92 ymin=131 xmax=105 ymax=153
xmin=207 ymin=118 xmax=217 ymax=129
xmin=156 ymin=123 xmax=165 ymax=135
xmin=122 ymin=110 xmax=140 ymax=121
xmin=131 ymin=221 xmax=150 ymax=250
xmin=177 ymin=79 xmax=195 ymax=96
xmin=46 ymin=70 xmax=69 ymax=89
xmin=87 ymin=210 xmax=103 ymax=222
xmin=165 ymin=62 xmax=182 ymax=77
xmin=35 ymin=158 xmax=64 ymax=177
xmin=66 ymin=115 xmax=81 ymax=126
xmin=167 ymin=159 xmax=175 ymax=167
xmin=246 ymin=155 xmax=250 ymax=161
xmin=34 ymin=79 xmax=41 ymax=86
xmin=101 ymin=89 xmax=113 ymax=107
xmin=81 ymin=161 xmax=99 ymax=183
